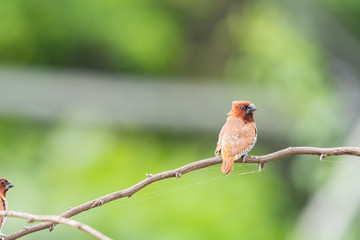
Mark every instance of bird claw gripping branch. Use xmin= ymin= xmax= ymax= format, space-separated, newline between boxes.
xmin=242 ymin=154 xmax=247 ymax=165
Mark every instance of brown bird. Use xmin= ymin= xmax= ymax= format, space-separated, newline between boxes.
xmin=0 ymin=178 xmax=14 ymax=236
xmin=215 ymin=101 xmax=257 ymax=174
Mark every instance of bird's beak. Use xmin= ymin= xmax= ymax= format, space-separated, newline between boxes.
xmin=247 ymin=103 xmax=257 ymax=114
xmin=6 ymin=181 xmax=14 ymax=190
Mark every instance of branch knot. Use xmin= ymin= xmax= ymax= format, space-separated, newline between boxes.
xmin=91 ymin=199 xmax=104 ymax=208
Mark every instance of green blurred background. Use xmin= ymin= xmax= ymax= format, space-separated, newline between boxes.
xmin=1 ymin=0 xmax=360 ymax=239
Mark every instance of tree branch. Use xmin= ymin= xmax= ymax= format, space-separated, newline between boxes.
xmin=0 ymin=210 xmax=111 ymax=240
xmin=5 ymin=146 xmax=360 ymax=240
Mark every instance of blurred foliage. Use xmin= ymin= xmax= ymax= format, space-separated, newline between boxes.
xmin=319 ymin=0 xmax=360 ymax=38
xmin=0 ymin=0 xmax=360 ymax=239
xmin=0 ymin=0 xmax=185 ymax=74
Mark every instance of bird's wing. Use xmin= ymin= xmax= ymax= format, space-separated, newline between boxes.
xmin=228 ymin=123 xmax=256 ymax=157
xmin=214 ymin=123 xmax=226 ymax=156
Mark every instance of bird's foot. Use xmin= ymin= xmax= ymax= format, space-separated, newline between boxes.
xmin=242 ymin=154 xmax=248 ymax=165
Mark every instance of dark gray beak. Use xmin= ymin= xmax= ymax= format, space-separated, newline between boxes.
xmin=6 ymin=181 xmax=14 ymax=190
xmin=246 ymin=103 xmax=257 ymax=114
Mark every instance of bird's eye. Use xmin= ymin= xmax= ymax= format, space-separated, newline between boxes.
xmin=0 ymin=180 xmax=5 ymax=186
xmin=241 ymin=106 xmax=246 ymax=110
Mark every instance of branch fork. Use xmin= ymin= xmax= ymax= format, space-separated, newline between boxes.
xmin=0 ymin=210 xmax=111 ymax=240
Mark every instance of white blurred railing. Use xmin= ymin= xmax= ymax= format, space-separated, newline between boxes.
xmin=0 ymin=67 xmax=280 ymax=135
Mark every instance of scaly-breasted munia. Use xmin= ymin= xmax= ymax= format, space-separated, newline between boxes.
xmin=0 ymin=178 xmax=14 ymax=235
xmin=215 ymin=101 xmax=257 ymax=174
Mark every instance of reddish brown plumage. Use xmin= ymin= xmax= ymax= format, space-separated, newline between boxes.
xmin=0 ymin=178 xmax=14 ymax=233
xmin=215 ymin=101 xmax=257 ymax=174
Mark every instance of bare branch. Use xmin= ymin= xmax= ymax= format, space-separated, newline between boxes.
xmin=0 ymin=210 xmax=111 ymax=240
xmin=6 ymin=146 xmax=360 ymax=240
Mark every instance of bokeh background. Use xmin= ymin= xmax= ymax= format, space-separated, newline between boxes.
xmin=1 ymin=0 xmax=360 ymax=239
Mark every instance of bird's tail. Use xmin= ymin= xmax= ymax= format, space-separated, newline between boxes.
xmin=221 ymin=159 xmax=234 ymax=175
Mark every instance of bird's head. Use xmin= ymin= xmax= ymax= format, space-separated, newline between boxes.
xmin=228 ymin=101 xmax=257 ymax=122
xmin=0 ymin=178 xmax=14 ymax=198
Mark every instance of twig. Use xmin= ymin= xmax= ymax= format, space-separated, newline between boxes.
xmin=0 ymin=210 xmax=111 ymax=240
xmin=5 ymin=146 xmax=360 ymax=240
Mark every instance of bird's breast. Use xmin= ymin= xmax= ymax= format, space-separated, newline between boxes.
xmin=0 ymin=197 xmax=6 ymax=230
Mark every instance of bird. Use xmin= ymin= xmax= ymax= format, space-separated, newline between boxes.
xmin=215 ymin=101 xmax=257 ymax=174
xmin=0 ymin=178 xmax=14 ymax=237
